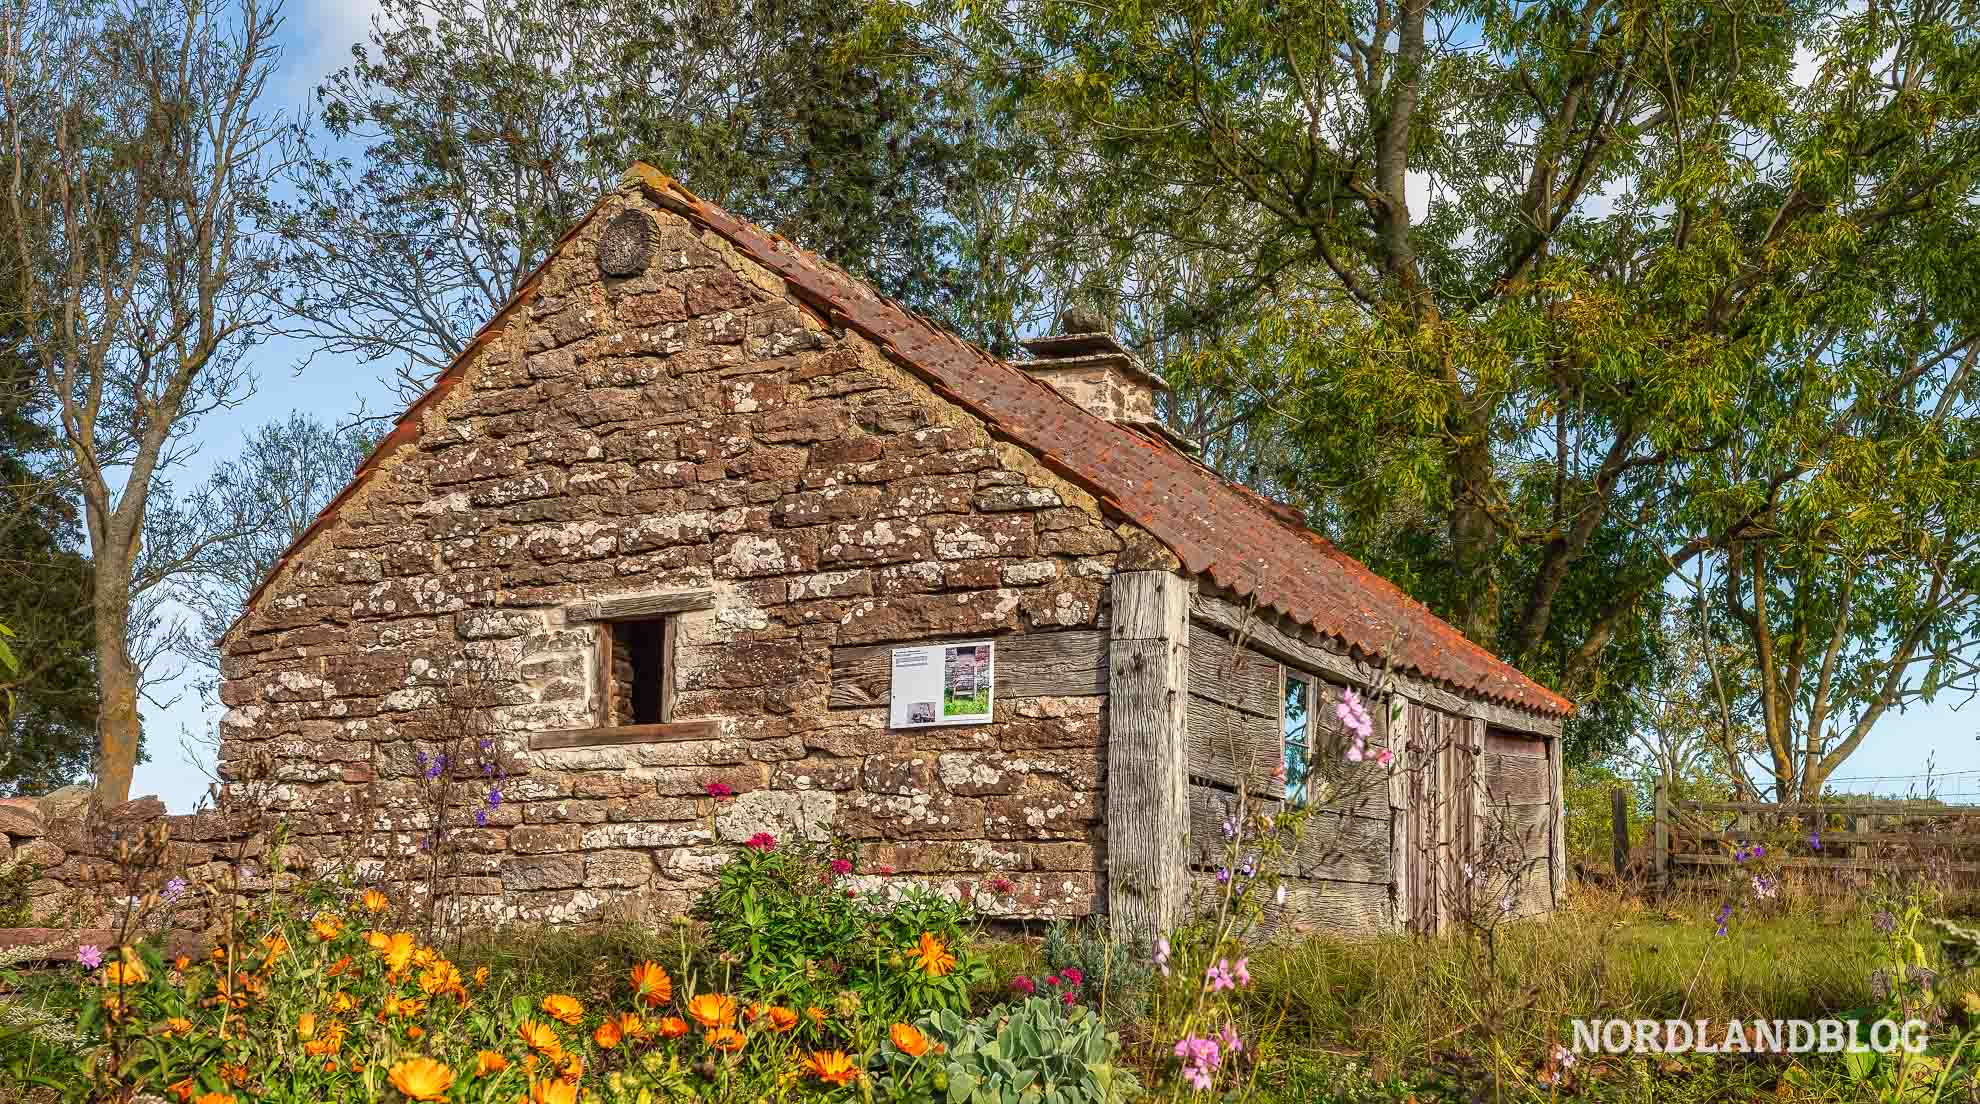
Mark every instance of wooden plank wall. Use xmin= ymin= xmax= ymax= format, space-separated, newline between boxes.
xmin=1476 ymin=727 xmax=1554 ymax=918
xmin=1185 ymin=619 xmax=1396 ymax=935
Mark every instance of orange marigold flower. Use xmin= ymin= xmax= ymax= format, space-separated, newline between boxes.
xmin=526 ymin=1079 xmax=579 ymax=1104
xmin=330 ymin=991 xmax=356 ymax=1013
xmin=743 ymin=1001 xmax=765 ymax=1023
xmin=805 ymin=1006 xmax=827 ymax=1026
xmin=630 ymin=960 xmax=673 ymax=1007
xmin=160 ymin=1017 xmax=192 ymax=1038
xmin=705 ymin=1025 xmax=746 ymax=1053
xmin=767 ymin=1006 xmax=799 ymax=1033
xmin=560 ymin=1051 xmax=583 ymax=1079
xmin=105 ymin=950 xmax=147 ymax=986
xmin=387 ymin=1056 xmax=456 ymax=1101
xmin=364 ymin=931 xmax=389 ymax=951
xmin=383 ymin=994 xmax=427 ymax=1018
xmin=378 ymin=932 xmax=416 ymax=974
xmin=406 ymin=1024 xmax=426 ymax=1040
xmin=802 ymin=1050 xmax=858 ymax=1086
xmin=167 ymin=1078 xmax=195 ymax=1102
xmin=305 ymin=1020 xmax=347 ymax=1057
xmin=311 ymin=915 xmax=343 ymax=942
xmin=685 ymin=992 xmax=736 ymax=1029
xmin=475 ymin=1049 xmax=509 ymax=1076
xmin=473 ymin=965 xmax=489 ymax=987
xmin=615 ymin=1011 xmax=647 ymax=1041
xmin=541 ymin=993 xmax=584 ymax=1026
xmin=191 ymin=1094 xmax=235 ymax=1104
xmin=656 ymin=1015 xmax=689 ymax=1039
xmin=908 ymin=931 xmax=957 ymax=977
xmin=411 ymin=944 xmax=438 ymax=969
xmin=361 ymin=888 xmax=390 ymax=913
xmin=322 ymin=1060 xmax=338 ymax=1073
xmin=419 ymin=960 xmax=465 ymax=999
xmin=890 ymin=1022 xmax=929 ymax=1057
xmin=173 ymin=955 xmax=190 ymax=971
xmin=518 ymin=1018 xmax=563 ymax=1055
xmin=297 ymin=1012 xmax=318 ymax=1041
xmin=593 ymin=1020 xmax=622 ymax=1048
xmin=327 ymin=955 xmax=353 ymax=978
xmin=260 ymin=934 xmax=289 ymax=967
xmin=218 ymin=1062 xmax=249 ymax=1087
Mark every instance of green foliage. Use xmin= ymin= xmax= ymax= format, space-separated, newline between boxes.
xmin=0 ymin=858 xmax=39 ymax=927
xmin=1039 ymin=921 xmax=1153 ymax=1021
xmin=912 ymin=998 xmax=1139 ymax=1104
xmin=694 ymin=841 xmax=986 ymax=1022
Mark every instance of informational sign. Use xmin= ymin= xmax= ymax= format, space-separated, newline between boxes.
xmin=889 ymin=640 xmax=995 ymax=728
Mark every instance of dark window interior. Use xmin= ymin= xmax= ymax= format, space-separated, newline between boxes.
xmin=613 ymin=619 xmax=669 ymax=724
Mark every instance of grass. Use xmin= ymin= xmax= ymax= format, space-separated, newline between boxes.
xmin=7 ymin=877 xmax=1976 ymax=1102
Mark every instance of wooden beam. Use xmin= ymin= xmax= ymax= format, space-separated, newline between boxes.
xmin=1387 ymin=696 xmax=1410 ymax=934
xmin=827 ymin=630 xmax=1106 ymax=708
xmin=529 ymin=720 xmax=722 ymax=750
xmin=1548 ymin=728 xmax=1566 ymax=908
xmin=566 ymin=589 xmax=716 ymax=622
xmin=1106 ymin=571 xmax=1191 ymax=940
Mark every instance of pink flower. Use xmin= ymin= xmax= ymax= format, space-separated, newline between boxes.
xmin=1335 ymin=688 xmax=1373 ymax=741
xmin=76 ymin=944 xmax=102 ymax=969
xmin=829 ymin=859 xmax=853 ymax=876
xmin=703 ymin=781 xmax=734 ymax=798
xmin=988 ymin=876 xmax=1015 ymax=894
xmin=1047 ymin=974 xmax=1061 ymax=987
xmin=1010 ymin=975 xmax=1036 ymax=995
xmin=1374 ymin=747 xmax=1394 ymax=768
xmin=1060 ymin=967 xmax=1083 ymax=986
xmin=1205 ymin=961 xmax=1234 ymax=992
xmin=744 ymin=832 xmax=777 ymax=851
xmin=1062 ymin=989 xmax=1077 ymax=1006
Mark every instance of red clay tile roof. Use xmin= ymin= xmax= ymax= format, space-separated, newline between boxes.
xmin=230 ymin=164 xmax=1571 ymax=719
xmin=627 ymin=168 xmax=1570 ymax=718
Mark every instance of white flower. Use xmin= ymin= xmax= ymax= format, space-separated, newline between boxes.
xmin=1274 ymin=883 xmax=1286 ymax=906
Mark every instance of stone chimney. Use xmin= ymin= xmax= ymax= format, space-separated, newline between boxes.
xmin=1018 ymin=328 xmax=1168 ymax=428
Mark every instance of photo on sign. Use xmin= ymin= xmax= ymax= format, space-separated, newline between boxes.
xmin=889 ymin=640 xmax=994 ymax=728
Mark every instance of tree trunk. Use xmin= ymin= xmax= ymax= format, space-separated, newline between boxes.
xmin=1448 ymin=434 xmax=1500 ymax=646
xmin=92 ymin=569 xmax=140 ymax=806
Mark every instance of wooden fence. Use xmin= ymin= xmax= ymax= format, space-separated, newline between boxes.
xmin=1647 ymin=783 xmax=1980 ymax=880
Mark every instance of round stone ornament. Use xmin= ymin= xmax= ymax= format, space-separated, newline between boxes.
xmin=597 ymin=209 xmax=654 ymax=277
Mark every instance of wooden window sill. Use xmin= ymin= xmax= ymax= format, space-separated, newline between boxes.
xmin=530 ymin=720 xmax=722 ymax=750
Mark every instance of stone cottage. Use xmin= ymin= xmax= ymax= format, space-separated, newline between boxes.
xmin=218 ymin=164 xmax=1573 ymax=936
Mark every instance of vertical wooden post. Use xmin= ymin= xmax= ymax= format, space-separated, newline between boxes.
xmin=1547 ymin=731 xmax=1566 ymax=908
xmin=1387 ymin=696 xmax=1411 ymax=932
xmin=1106 ymin=571 xmax=1191 ymax=940
xmin=1653 ymin=780 xmax=1670 ymax=883
xmin=1610 ymin=786 xmax=1630 ymax=878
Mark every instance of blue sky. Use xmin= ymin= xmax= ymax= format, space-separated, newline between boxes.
xmin=123 ymin=1 xmax=1980 ymax=811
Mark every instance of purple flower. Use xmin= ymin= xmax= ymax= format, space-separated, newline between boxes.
xmin=76 ymin=944 xmax=102 ymax=969
xmin=424 ymin=754 xmax=446 ymax=779
xmin=1218 ymin=1021 xmax=1243 ymax=1055
xmin=1220 ymin=816 xmax=1239 ymax=840
xmin=1215 ymin=867 xmax=1231 ymax=885
xmin=1153 ymin=936 xmax=1171 ymax=977
xmin=1205 ymin=960 xmax=1235 ymax=992
xmin=474 ymin=809 xmax=489 ymax=828
xmin=162 ymin=878 xmax=187 ymax=903
xmin=1716 ymin=902 xmax=1734 ymax=938
xmin=1231 ymin=957 xmax=1250 ymax=987
xmin=486 ymin=789 xmax=503 ymax=807
xmin=1809 ymin=832 xmax=1822 ymax=851
xmin=1873 ymin=910 xmax=1896 ymax=934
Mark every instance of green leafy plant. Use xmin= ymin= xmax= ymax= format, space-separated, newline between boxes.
xmin=693 ymin=837 xmax=987 ymax=1022
xmin=908 ymin=997 xmax=1140 ymax=1104
xmin=1040 ymin=921 xmax=1153 ymax=1021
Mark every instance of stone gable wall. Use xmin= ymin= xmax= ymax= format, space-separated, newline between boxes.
xmin=217 ymin=189 xmax=1166 ymax=926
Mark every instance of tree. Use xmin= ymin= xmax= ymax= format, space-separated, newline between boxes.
xmin=0 ymin=0 xmax=285 ymax=804
xmin=0 ymin=320 xmax=96 ymax=794
xmin=274 ymin=0 xmax=991 ymax=403
xmin=949 ymin=0 xmax=1980 ymax=761
xmin=173 ymin=409 xmax=369 ymax=679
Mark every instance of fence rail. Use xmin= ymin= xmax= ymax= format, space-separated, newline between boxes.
xmin=1646 ymin=784 xmax=1980 ymax=881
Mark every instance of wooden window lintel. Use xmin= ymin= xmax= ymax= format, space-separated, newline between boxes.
xmin=530 ymin=720 xmax=723 ymax=751
xmin=565 ymin=589 xmax=716 ymax=622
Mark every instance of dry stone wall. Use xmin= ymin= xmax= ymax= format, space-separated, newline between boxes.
xmin=218 ymin=188 xmax=1160 ymax=927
